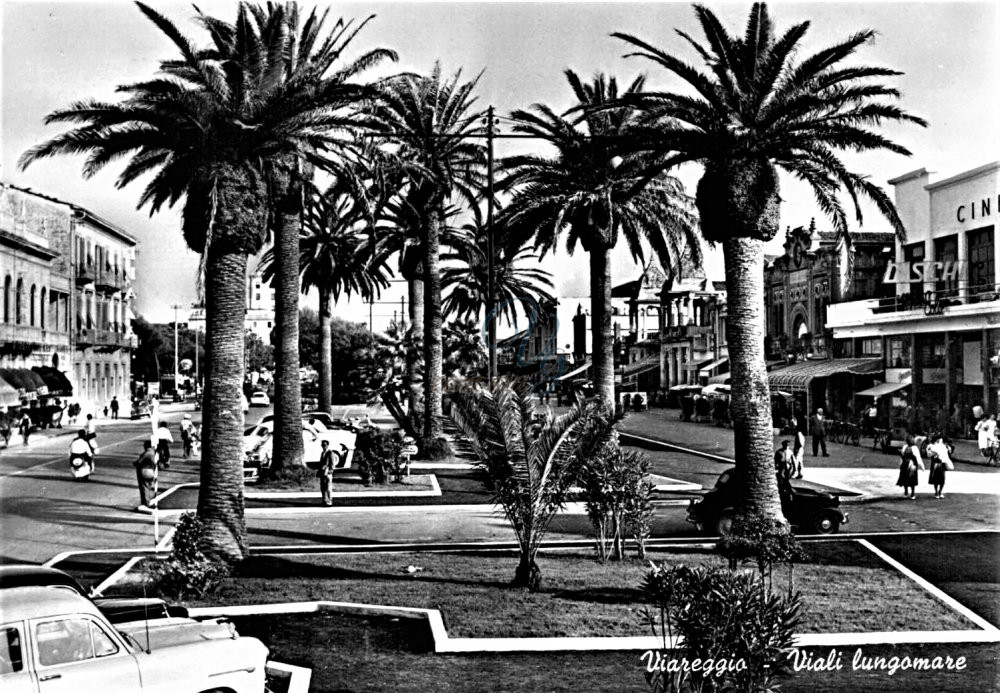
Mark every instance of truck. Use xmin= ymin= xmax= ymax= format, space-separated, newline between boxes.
xmin=0 ymin=586 xmax=268 ymax=693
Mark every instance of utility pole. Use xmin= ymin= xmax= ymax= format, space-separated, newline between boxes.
xmin=171 ymin=304 xmax=182 ymax=393
xmin=486 ymin=105 xmax=498 ymax=381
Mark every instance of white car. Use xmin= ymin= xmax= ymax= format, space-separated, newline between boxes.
xmin=249 ymin=392 xmax=270 ymax=407
xmin=243 ymin=419 xmax=356 ymax=483
xmin=0 ymin=586 xmax=268 ymax=693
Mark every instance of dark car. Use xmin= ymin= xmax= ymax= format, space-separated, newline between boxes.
xmin=0 ymin=564 xmax=187 ymax=624
xmin=130 ymin=398 xmax=152 ymax=420
xmin=687 ymin=468 xmax=849 ymax=536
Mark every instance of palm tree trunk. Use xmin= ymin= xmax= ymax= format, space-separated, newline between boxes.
xmin=589 ymin=245 xmax=615 ymax=411
xmin=318 ymin=288 xmax=333 ymax=414
xmin=407 ymin=277 xmax=424 ymax=423
xmin=423 ymin=208 xmax=444 ymax=440
xmin=722 ymin=235 xmax=784 ymax=525
xmin=271 ymin=162 xmax=305 ymax=470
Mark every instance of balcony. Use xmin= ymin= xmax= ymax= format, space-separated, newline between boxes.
xmin=75 ymin=327 xmax=131 ymax=349
xmin=94 ymin=269 xmax=124 ymax=294
xmin=75 ymin=264 xmax=95 ymax=285
xmin=660 ymin=324 xmax=713 ymax=341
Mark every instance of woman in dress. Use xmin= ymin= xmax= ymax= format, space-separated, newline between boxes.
xmin=925 ymin=433 xmax=954 ymax=499
xmin=897 ymin=434 xmax=925 ymax=499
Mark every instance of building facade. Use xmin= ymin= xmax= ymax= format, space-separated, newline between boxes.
xmin=827 ymin=161 xmax=1000 ymax=438
xmin=188 ymin=263 xmax=276 ymax=342
xmin=0 ymin=183 xmax=136 ymax=416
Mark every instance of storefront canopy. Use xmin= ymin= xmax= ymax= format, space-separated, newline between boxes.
xmin=556 ymin=362 xmax=590 ymax=382
xmin=766 ymin=358 xmax=883 ymax=393
xmin=31 ymin=367 xmax=73 ymax=396
xmin=699 ymin=357 xmax=729 ymax=377
xmin=707 ymin=373 xmax=731 ymax=385
xmin=855 ymin=381 xmax=909 ymax=398
xmin=0 ymin=368 xmax=47 ymax=395
xmin=0 ymin=375 xmax=19 ymax=407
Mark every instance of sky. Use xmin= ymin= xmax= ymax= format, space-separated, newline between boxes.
xmin=2 ymin=0 xmax=998 ymax=330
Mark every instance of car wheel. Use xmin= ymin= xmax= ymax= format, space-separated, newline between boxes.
xmin=813 ymin=513 xmax=840 ymax=535
xmin=715 ymin=509 xmax=736 ymax=536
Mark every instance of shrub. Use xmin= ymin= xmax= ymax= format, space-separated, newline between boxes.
xmin=260 ymin=463 xmax=314 ymax=488
xmin=147 ymin=513 xmax=230 ymax=600
xmin=716 ymin=516 xmax=809 ymax=594
xmin=355 ymin=428 xmax=406 ymax=485
xmin=419 ymin=435 xmax=452 ymax=461
xmin=641 ymin=563 xmax=802 ymax=693
xmin=580 ymin=433 xmax=654 ymax=562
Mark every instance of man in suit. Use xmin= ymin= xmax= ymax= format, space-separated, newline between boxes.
xmin=318 ymin=440 xmax=336 ymax=506
xmin=811 ymin=407 xmax=830 ymax=457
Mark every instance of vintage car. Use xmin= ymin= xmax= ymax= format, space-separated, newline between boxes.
xmin=249 ymin=391 xmax=270 ymax=407
xmin=0 ymin=565 xmax=184 ymax=625
xmin=687 ymin=467 xmax=849 ymax=536
xmin=0 ymin=586 xmax=268 ymax=693
xmin=129 ymin=399 xmax=152 ymax=420
xmin=243 ymin=419 xmax=356 ymax=483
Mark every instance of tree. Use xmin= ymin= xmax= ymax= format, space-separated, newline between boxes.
xmin=615 ymin=2 xmax=925 ymax=527
xmin=19 ymin=2 xmax=389 ymax=560
xmin=449 ymin=381 xmax=608 ymax=590
xmin=371 ymin=64 xmax=487 ymax=444
xmin=501 ymin=71 xmax=700 ymax=410
xmin=244 ymin=331 xmax=274 ymax=373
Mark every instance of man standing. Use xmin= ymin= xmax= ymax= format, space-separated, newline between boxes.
xmin=811 ymin=407 xmax=829 ymax=457
xmin=318 ymin=440 xmax=336 ymax=507
xmin=133 ymin=439 xmax=159 ymax=508
xmin=18 ymin=411 xmax=32 ymax=446
xmin=180 ymin=414 xmax=194 ymax=459
xmin=774 ymin=440 xmax=794 ymax=483
xmin=110 ymin=396 xmax=119 ymax=420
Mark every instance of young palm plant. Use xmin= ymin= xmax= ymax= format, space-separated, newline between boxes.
xmin=449 ymin=382 xmax=609 ymax=590
xmin=370 ymin=64 xmax=487 ymax=444
xmin=501 ymin=71 xmax=700 ymax=410
xmin=615 ymin=2 xmax=926 ymax=527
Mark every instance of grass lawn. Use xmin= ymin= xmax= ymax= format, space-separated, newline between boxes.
xmin=231 ymin=611 xmax=1000 ymax=693
xmin=173 ymin=542 xmax=974 ymax=637
xmin=250 ymin=475 xmax=437 ymax=495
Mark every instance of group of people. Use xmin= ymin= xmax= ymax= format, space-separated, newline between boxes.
xmin=897 ymin=433 xmax=953 ymax=499
xmin=132 ymin=415 xmax=201 ymax=508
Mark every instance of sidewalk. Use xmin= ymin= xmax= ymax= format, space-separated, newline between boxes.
xmin=618 ymin=408 xmax=1000 ymax=500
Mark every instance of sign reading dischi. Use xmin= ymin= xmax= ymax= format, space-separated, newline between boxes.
xmin=882 ymin=260 xmax=962 ymax=284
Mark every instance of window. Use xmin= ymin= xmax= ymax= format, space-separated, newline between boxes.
xmin=30 ymin=285 xmax=36 ymax=326
xmin=903 ymin=242 xmax=925 ymax=301
xmin=15 ymin=279 xmax=23 ymax=325
xmin=934 ymin=235 xmax=958 ymax=296
xmin=967 ymin=226 xmax=995 ymax=299
xmin=887 ymin=336 xmax=911 ymax=368
xmin=40 ymin=287 xmax=47 ymax=329
xmin=35 ymin=618 xmax=118 ymax=666
xmin=861 ymin=338 xmax=882 ymax=356
xmin=0 ymin=626 xmax=23 ymax=673
xmin=3 ymin=275 xmax=9 ymax=323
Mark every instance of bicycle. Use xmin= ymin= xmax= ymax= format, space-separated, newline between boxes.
xmin=872 ymin=427 xmax=893 ymax=453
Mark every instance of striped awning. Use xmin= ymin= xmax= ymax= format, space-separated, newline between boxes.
xmin=767 ymin=358 xmax=883 ymax=393
xmin=556 ymin=361 xmax=590 ymax=382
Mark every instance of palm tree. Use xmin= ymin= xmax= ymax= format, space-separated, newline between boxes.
xmin=19 ymin=2 xmax=387 ymax=560
xmin=501 ymin=71 xmax=700 ymax=410
xmin=449 ymin=381 xmax=608 ymax=590
xmin=202 ymin=4 xmax=395 ymax=472
xmin=442 ymin=207 xmax=556 ymax=328
xmin=370 ymin=64 xmax=487 ymax=445
xmin=615 ymin=2 xmax=926 ymax=527
xmin=262 ymin=175 xmax=394 ymax=418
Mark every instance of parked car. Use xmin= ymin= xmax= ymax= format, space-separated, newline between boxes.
xmin=243 ymin=419 xmax=356 ymax=483
xmin=249 ymin=391 xmax=270 ymax=407
xmin=130 ymin=399 xmax=151 ymax=420
xmin=0 ymin=586 xmax=268 ymax=692
xmin=687 ymin=467 xmax=849 ymax=536
xmin=0 ymin=565 xmax=184 ymax=625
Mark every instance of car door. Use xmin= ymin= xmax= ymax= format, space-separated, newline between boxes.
xmin=0 ymin=623 xmax=35 ymax=693
xmin=30 ymin=616 xmax=141 ymax=692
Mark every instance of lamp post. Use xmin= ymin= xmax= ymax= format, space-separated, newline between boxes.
xmin=170 ymin=304 xmax=182 ymax=395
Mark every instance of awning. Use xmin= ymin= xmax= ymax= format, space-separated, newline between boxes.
xmin=707 ymin=373 xmax=731 ymax=385
xmin=683 ymin=357 xmax=714 ymax=371
xmin=766 ymin=358 xmax=883 ymax=393
xmin=699 ymin=357 xmax=729 ymax=376
xmin=32 ymin=367 xmax=73 ymax=396
xmin=0 ymin=376 xmax=19 ymax=407
xmin=556 ymin=362 xmax=591 ymax=382
xmin=0 ymin=368 xmax=47 ymax=395
xmin=855 ymin=381 xmax=910 ymax=397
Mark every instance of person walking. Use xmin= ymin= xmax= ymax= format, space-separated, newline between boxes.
xmin=18 ymin=411 xmax=32 ymax=446
xmin=925 ymin=433 xmax=954 ymax=499
xmin=318 ymin=440 xmax=336 ymax=507
xmin=155 ymin=421 xmax=173 ymax=469
xmin=110 ymin=396 xmax=119 ymax=420
xmin=976 ymin=412 xmax=998 ymax=463
xmin=792 ymin=417 xmax=806 ymax=479
xmin=774 ymin=440 xmax=794 ymax=484
xmin=179 ymin=414 xmax=194 ymax=459
xmin=133 ymin=439 xmax=159 ymax=508
xmin=810 ymin=407 xmax=829 ymax=457
xmin=896 ymin=434 xmax=925 ymax=499
xmin=150 ymin=395 xmax=160 ymax=432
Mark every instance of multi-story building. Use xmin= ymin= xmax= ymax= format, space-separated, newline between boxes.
xmin=188 ymin=263 xmax=276 ymax=342
xmin=0 ymin=183 xmax=136 ymax=416
xmin=827 ymin=161 xmax=1000 ymax=439
xmin=659 ymin=275 xmax=728 ymax=389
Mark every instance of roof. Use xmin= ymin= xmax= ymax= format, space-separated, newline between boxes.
xmin=767 ymin=358 xmax=883 ymax=393
xmin=611 ymin=279 xmax=639 ymax=297
xmin=855 ymin=381 xmax=910 ymax=397
xmin=0 ymin=585 xmax=101 ymax=621
xmin=6 ymin=183 xmax=137 ymax=245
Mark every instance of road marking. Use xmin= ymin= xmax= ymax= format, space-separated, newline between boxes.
xmin=0 ymin=431 xmax=153 ymax=481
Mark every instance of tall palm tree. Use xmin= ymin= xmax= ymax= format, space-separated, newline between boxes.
xmin=442 ymin=207 xmax=556 ymax=328
xmin=202 ymin=3 xmax=395 ymax=471
xmin=370 ymin=64 xmax=487 ymax=445
xmin=261 ymin=175 xmax=394 ymax=418
xmin=19 ymin=2 xmax=387 ymax=560
xmin=615 ymin=2 xmax=925 ymax=527
xmin=501 ymin=70 xmax=700 ymax=410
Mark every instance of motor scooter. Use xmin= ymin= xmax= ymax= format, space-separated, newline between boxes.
xmin=69 ymin=448 xmax=94 ymax=481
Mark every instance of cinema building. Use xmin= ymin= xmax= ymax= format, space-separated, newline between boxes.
xmin=827 ymin=162 xmax=1000 ymax=439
